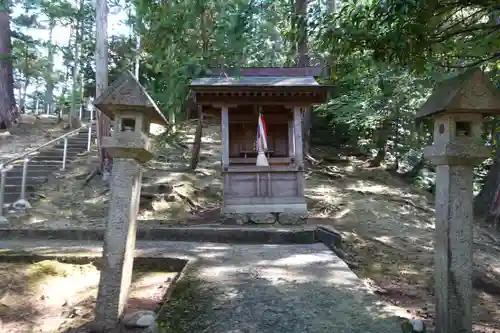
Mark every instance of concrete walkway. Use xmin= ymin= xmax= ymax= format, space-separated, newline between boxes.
xmin=0 ymin=240 xmax=404 ymax=333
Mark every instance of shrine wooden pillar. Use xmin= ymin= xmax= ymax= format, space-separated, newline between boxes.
xmin=293 ymin=106 xmax=305 ymax=196
xmin=288 ymin=118 xmax=295 ymax=159
xmin=293 ymin=106 xmax=303 ymax=167
xmin=221 ymin=105 xmax=230 ymax=168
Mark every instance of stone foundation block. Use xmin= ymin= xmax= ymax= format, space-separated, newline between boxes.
xmin=221 ymin=213 xmax=249 ymax=225
xmin=278 ymin=213 xmax=307 ymax=225
xmin=247 ymin=213 xmax=277 ymax=224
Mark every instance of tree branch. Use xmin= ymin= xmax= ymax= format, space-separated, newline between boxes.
xmin=435 ymin=52 xmax=500 ymax=68
xmin=432 ymin=23 xmax=499 ymax=43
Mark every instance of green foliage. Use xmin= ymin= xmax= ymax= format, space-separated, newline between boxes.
xmin=136 ymin=0 xmax=296 ymax=120
xmin=313 ymin=45 xmax=435 ymax=169
xmin=319 ymin=0 xmax=499 ymax=71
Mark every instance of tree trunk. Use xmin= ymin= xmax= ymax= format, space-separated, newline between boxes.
xmin=474 ymin=112 xmax=500 ymax=218
xmin=295 ymin=0 xmax=309 ymax=67
xmin=19 ymin=43 xmax=31 ymax=114
xmin=70 ymin=0 xmax=84 ymax=129
xmin=294 ymin=0 xmax=311 ymax=155
xmin=401 ymin=156 xmax=426 ymax=180
xmin=328 ymin=0 xmax=336 ymax=13
xmin=370 ymin=119 xmax=392 ymax=167
xmin=0 ymin=4 xmax=17 ymax=128
xmin=186 ymin=2 xmax=209 ymax=169
xmin=19 ymin=77 xmax=29 ymax=113
xmin=474 ymin=67 xmax=500 ymax=220
xmin=190 ymin=106 xmax=203 ymax=170
xmin=134 ymin=14 xmax=140 ymax=79
xmin=96 ymin=0 xmax=112 ymax=177
xmin=474 ymin=161 xmax=500 ymax=217
xmin=45 ymin=20 xmax=55 ymax=115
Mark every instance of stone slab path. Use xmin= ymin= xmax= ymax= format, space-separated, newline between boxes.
xmin=0 ymin=240 xmax=404 ymax=333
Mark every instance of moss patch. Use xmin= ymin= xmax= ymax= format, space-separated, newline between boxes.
xmin=157 ymin=276 xmax=216 ymax=333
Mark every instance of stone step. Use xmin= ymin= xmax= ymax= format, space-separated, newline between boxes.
xmin=26 ymin=158 xmax=76 ymax=165
xmin=5 ymin=165 xmax=62 ymax=176
xmin=4 ymin=176 xmax=48 ymax=186
xmin=2 ymin=192 xmax=31 ymax=204
xmin=28 ymin=157 xmax=77 ymax=164
xmin=62 ymin=138 xmax=95 ymax=146
xmin=62 ymin=137 xmax=94 ymax=144
xmin=64 ymin=133 xmax=94 ymax=139
xmin=2 ymin=193 xmax=39 ymax=204
xmin=3 ymin=182 xmax=44 ymax=190
xmin=29 ymin=150 xmax=83 ymax=160
xmin=12 ymin=160 xmax=64 ymax=166
xmin=32 ymin=147 xmax=84 ymax=155
xmin=53 ymin=142 xmax=91 ymax=150
xmin=4 ymin=168 xmax=53 ymax=178
xmin=73 ymin=129 xmax=94 ymax=134
xmin=9 ymin=152 xmax=83 ymax=164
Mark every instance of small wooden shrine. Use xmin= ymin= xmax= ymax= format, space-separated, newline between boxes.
xmin=190 ymin=68 xmax=329 ymax=214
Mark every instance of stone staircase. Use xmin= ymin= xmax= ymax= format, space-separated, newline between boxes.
xmin=2 ymin=123 xmax=96 ymax=205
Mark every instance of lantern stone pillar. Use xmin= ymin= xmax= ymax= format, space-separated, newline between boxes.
xmin=91 ymin=71 xmax=168 ymax=332
xmin=417 ymin=68 xmax=500 ymax=333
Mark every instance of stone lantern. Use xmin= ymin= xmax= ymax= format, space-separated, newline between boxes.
xmin=92 ymin=71 xmax=168 ymax=331
xmin=416 ymin=68 xmax=500 ymax=333
xmin=95 ymin=71 xmax=168 ymax=163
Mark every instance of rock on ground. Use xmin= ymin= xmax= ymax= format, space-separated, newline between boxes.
xmin=122 ymin=310 xmax=157 ymax=328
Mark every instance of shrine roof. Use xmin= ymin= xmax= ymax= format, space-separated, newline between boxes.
xmin=190 ymin=76 xmax=320 ymax=88
xmin=206 ymin=66 xmax=324 ymax=77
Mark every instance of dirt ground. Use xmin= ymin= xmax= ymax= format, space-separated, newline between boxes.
xmin=0 ymin=260 xmax=176 ymax=333
xmin=4 ymin=121 xmax=500 ymax=332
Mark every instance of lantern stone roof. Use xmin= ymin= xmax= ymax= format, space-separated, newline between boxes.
xmin=416 ymin=68 xmax=500 ymax=119
xmin=94 ymin=71 xmax=169 ymax=126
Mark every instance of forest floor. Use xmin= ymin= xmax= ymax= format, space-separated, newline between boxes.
xmin=2 ymin=120 xmax=500 ymax=332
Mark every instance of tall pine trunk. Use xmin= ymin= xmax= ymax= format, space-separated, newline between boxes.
xmin=96 ymin=0 xmax=112 ymax=177
xmin=19 ymin=43 xmax=31 ymax=113
xmin=45 ymin=20 xmax=55 ymax=115
xmin=0 ymin=3 xmax=17 ymax=128
xmin=294 ymin=0 xmax=311 ymax=155
xmin=189 ymin=3 xmax=209 ymax=170
xmin=70 ymin=0 xmax=84 ymax=129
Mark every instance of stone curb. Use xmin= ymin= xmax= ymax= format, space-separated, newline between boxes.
xmin=0 ymin=227 xmax=317 ymax=244
xmin=314 ymin=225 xmax=344 ymax=258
